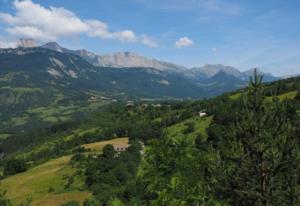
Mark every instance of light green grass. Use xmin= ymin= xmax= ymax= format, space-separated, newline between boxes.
xmin=1 ymin=137 xmax=129 ymax=205
xmin=277 ymin=91 xmax=298 ymax=100
xmin=16 ymin=127 xmax=99 ymax=160
xmin=9 ymin=116 xmax=30 ymax=126
xmin=0 ymin=156 xmax=89 ymax=206
xmin=0 ymin=133 xmax=11 ymax=139
xmin=266 ymin=91 xmax=298 ymax=101
xmin=229 ymin=92 xmax=242 ymax=100
xmin=165 ymin=116 xmax=213 ymax=141
xmin=0 ymin=86 xmax=44 ymax=93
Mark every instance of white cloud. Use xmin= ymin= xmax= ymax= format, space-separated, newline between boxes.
xmin=7 ymin=26 xmax=57 ymax=41
xmin=141 ymin=35 xmax=158 ymax=48
xmin=0 ymin=0 xmax=156 ymax=47
xmin=114 ymin=30 xmax=136 ymax=42
xmin=85 ymin=20 xmax=136 ymax=42
xmin=175 ymin=36 xmax=194 ymax=48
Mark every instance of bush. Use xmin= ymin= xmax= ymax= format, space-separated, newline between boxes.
xmin=3 ymin=159 xmax=27 ymax=176
xmin=102 ymin=144 xmax=116 ymax=158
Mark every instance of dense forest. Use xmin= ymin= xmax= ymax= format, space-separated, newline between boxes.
xmin=0 ymin=72 xmax=300 ymax=205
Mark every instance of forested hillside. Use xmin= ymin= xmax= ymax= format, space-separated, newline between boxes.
xmin=0 ymin=73 xmax=299 ymax=205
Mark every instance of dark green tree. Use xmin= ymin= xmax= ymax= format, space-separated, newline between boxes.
xmin=3 ymin=159 xmax=27 ymax=176
xmin=102 ymin=144 xmax=116 ymax=159
xmin=214 ymin=70 xmax=300 ymax=206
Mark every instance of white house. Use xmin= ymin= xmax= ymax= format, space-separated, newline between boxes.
xmin=198 ymin=111 xmax=207 ymax=117
xmin=113 ymin=144 xmax=129 ymax=152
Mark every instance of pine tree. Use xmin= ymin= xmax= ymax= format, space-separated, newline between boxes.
xmin=215 ymin=69 xmax=300 ymax=206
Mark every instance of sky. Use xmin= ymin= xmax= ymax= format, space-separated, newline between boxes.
xmin=0 ymin=0 xmax=299 ymax=76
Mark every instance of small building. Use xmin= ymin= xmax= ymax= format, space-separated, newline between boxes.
xmin=113 ymin=144 xmax=130 ymax=152
xmin=198 ymin=111 xmax=207 ymax=117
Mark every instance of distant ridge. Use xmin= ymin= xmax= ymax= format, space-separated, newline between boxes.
xmin=41 ymin=42 xmax=187 ymax=72
xmin=41 ymin=41 xmax=279 ymax=81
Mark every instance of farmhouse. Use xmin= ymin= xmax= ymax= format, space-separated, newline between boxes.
xmin=113 ymin=144 xmax=130 ymax=152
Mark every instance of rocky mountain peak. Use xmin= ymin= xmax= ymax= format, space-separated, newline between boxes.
xmin=41 ymin=42 xmax=64 ymax=52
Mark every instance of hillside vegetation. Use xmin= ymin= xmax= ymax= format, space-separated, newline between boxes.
xmin=0 ymin=74 xmax=299 ymax=205
xmin=0 ymin=138 xmax=129 ymax=206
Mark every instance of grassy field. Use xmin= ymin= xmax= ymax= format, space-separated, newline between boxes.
xmin=0 ymin=137 xmax=128 ymax=206
xmin=0 ymin=156 xmax=89 ymax=206
xmin=229 ymin=92 xmax=242 ymax=100
xmin=0 ymin=133 xmax=10 ymax=140
xmin=83 ymin=137 xmax=129 ymax=152
xmin=277 ymin=91 xmax=298 ymax=100
xmin=165 ymin=116 xmax=213 ymax=141
xmin=265 ymin=91 xmax=298 ymax=102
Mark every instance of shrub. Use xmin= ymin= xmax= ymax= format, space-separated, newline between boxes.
xmin=3 ymin=159 xmax=27 ymax=176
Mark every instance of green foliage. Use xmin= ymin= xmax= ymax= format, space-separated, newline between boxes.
xmin=142 ymin=134 xmax=221 ymax=205
xmin=83 ymin=142 xmax=142 ymax=205
xmin=1 ymin=70 xmax=300 ymax=205
xmin=210 ymin=70 xmax=300 ymax=205
xmin=0 ymin=190 xmax=12 ymax=206
xmin=183 ymin=121 xmax=195 ymax=134
xmin=3 ymin=159 xmax=27 ymax=176
xmin=102 ymin=144 xmax=116 ymax=159
xmin=60 ymin=200 xmax=80 ymax=206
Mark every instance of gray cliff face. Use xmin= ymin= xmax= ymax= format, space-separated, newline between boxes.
xmin=41 ymin=42 xmax=187 ymax=72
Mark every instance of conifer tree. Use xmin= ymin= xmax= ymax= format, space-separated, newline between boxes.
xmin=215 ymin=69 xmax=300 ymax=206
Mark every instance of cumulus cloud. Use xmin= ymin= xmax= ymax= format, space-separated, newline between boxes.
xmin=0 ymin=0 xmax=156 ymax=46
xmin=175 ymin=36 xmax=194 ymax=48
xmin=141 ymin=35 xmax=158 ymax=48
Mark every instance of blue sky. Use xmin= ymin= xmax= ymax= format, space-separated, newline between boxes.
xmin=0 ymin=0 xmax=299 ymax=76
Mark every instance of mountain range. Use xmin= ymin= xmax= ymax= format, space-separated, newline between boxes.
xmin=41 ymin=42 xmax=278 ymax=81
xmin=0 ymin=40 xmax=279 ymax=137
